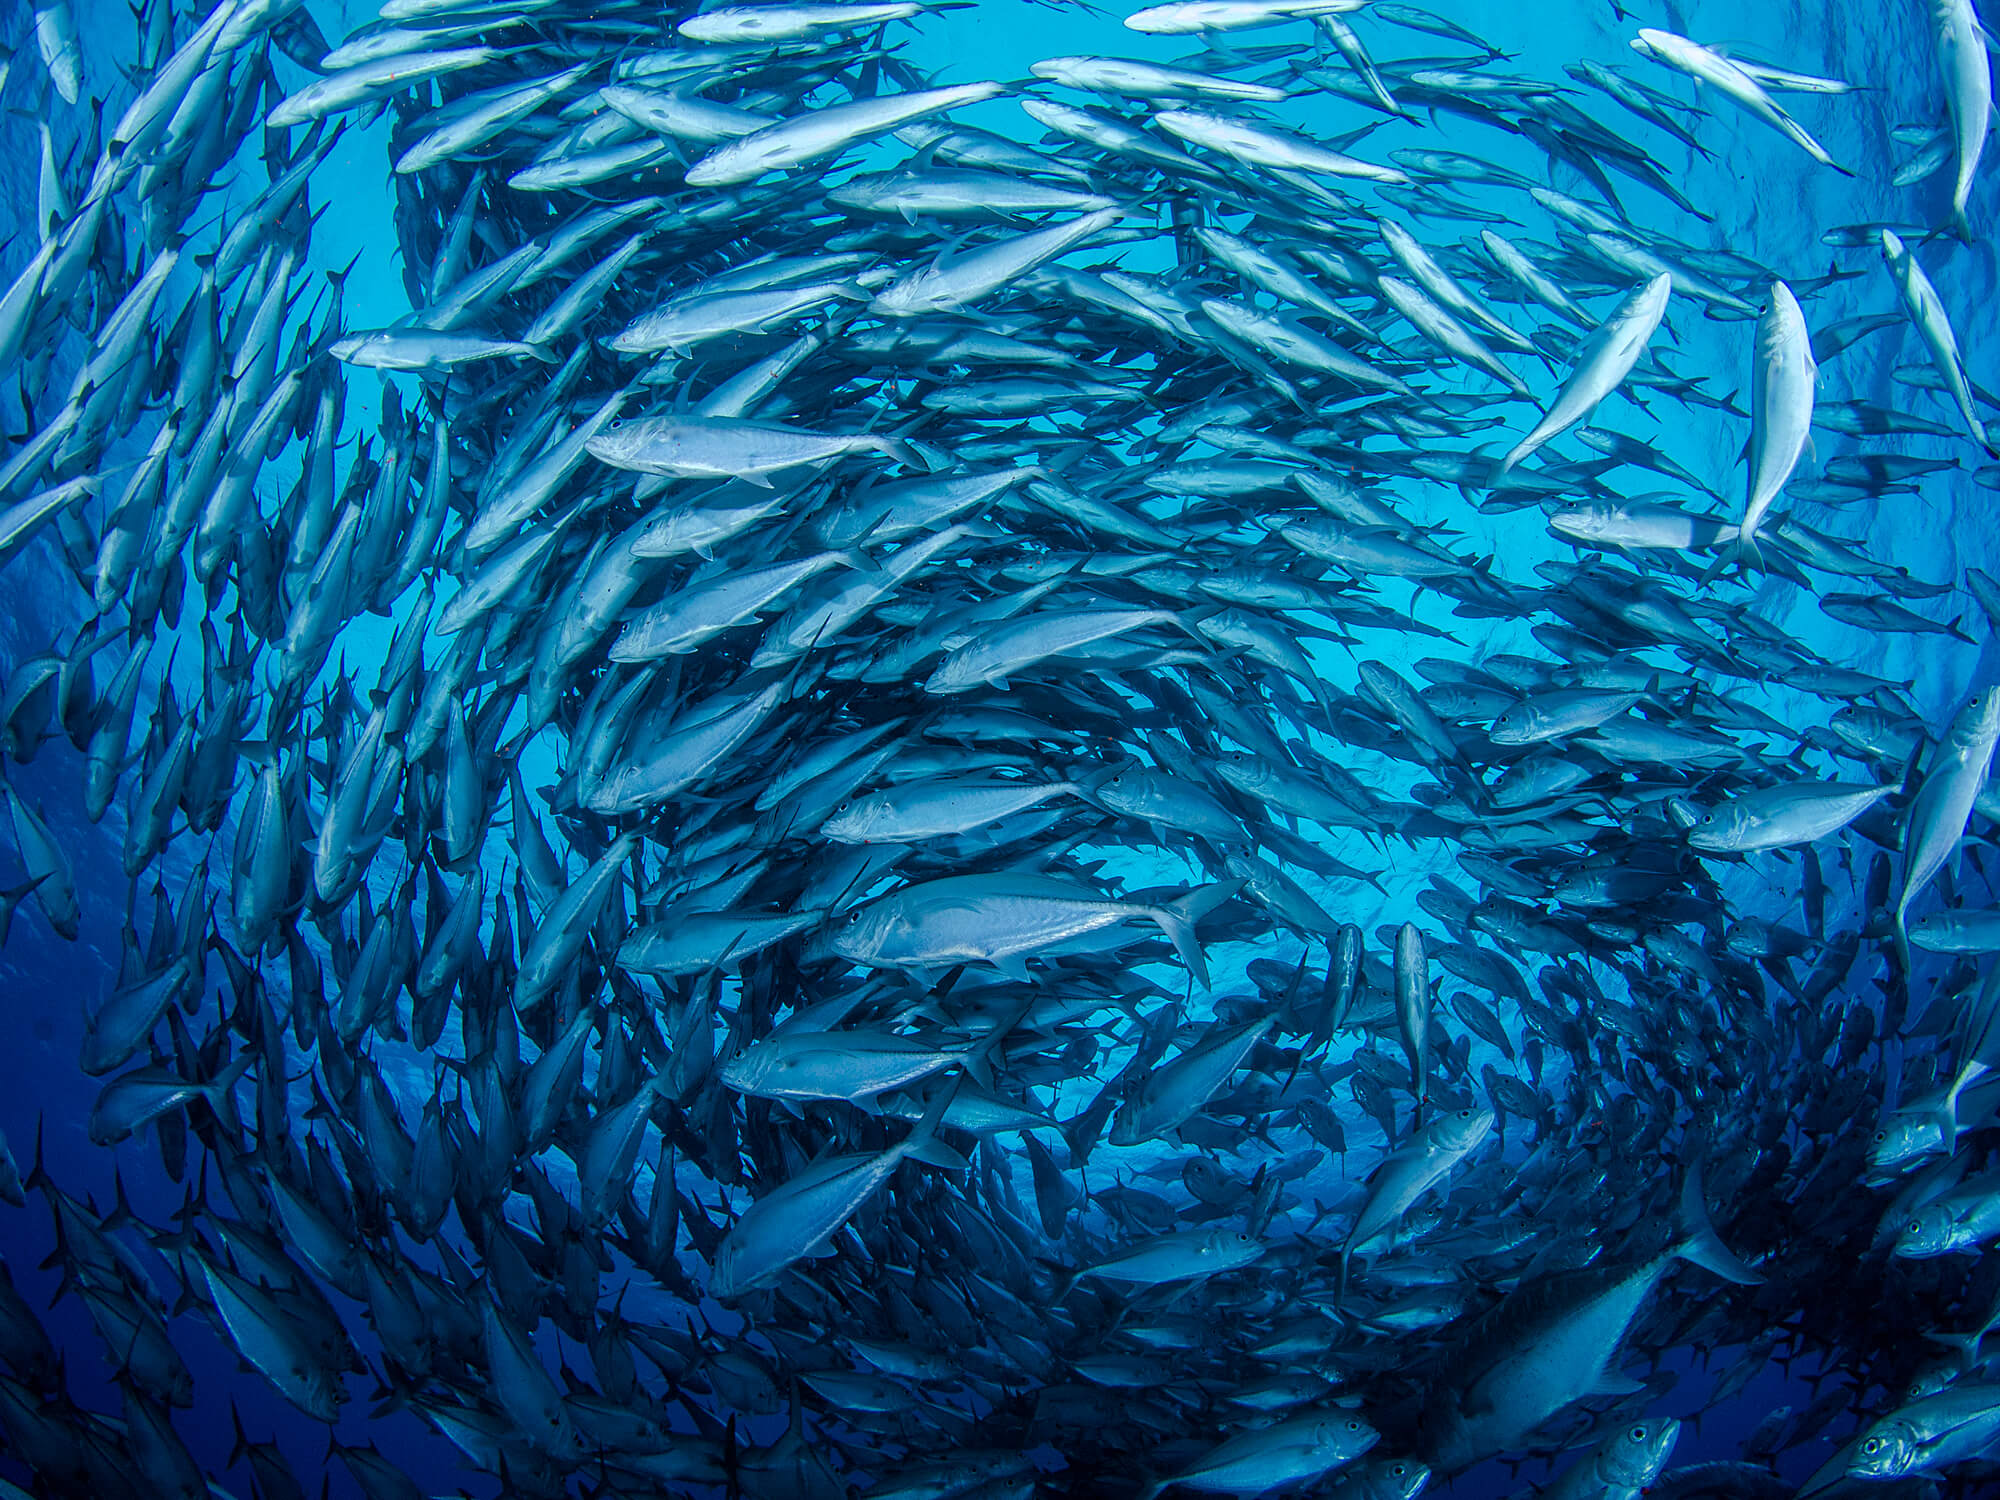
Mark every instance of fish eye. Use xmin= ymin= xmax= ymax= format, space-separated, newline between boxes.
xmin=1630 ymin=1426 xmax=1645 ymax=1440
xmin=1863 ymin=1437 xmax=1883 ymax=1454
xmin=845 ymin=909 xmax=863 ymax=925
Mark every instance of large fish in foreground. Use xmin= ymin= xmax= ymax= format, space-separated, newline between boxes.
xmin=1932 ymin=0 xmax=1992 ymax=239
xmin=1881 ymin=228 xmax=1994 ymax=453
xmin=1422 ymin=1173 xmax=1762 ymax=1473
xmin=1707 ymin=279 xmax=1815 ymax=580
xmin=1895 ymin=686 xmax=2000 ymax=967
xmin=1497 ymin=273 xmax=1670 ymax=476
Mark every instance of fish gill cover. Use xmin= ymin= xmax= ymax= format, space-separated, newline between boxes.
xmin=0 ymin=0 xmax=1995 ymax=1494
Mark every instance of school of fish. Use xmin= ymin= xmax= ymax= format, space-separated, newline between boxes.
xmin=1 ymin=0 xmax=2000 ymax=1494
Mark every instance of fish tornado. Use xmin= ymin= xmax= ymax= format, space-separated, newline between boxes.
xmin=0 ymin=0 xmax=1998 ymax=1495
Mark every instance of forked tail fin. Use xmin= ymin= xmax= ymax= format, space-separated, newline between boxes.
xmin=1671 ymin=1161 xmax=1763 ymax=1285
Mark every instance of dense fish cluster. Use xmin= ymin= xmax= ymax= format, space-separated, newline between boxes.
xmin=7 ymin=0 xmax=2000 ymax=1494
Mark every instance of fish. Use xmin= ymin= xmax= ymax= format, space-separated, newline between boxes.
xmin=1142 ymin=1411 xmax=1381 ymax=1497
xmin=1630 ymin=29 xmax=1854 ymax=174
xmin=709 ymin=1082 xmax=958 ymax=1298
xmin=1880 ymin=229 xmax=1994 ymax=452
xmin=1688 ymin=781 xmax=1893 ymax=854
xmin=686 ymin=82 xmax=1006 ymax=187
xmin=1422 ymin=1171 xmax=1761 ymax=1473
xmin=1498 ymin=274 xmax=1671 ymax=476
xmin=586 ymin=414 xmax=917 ymax=482
xmin=1895 ymin=686 xmax=2000 ymax=966
xmin=0 ymin=0 xmax=1991 ymax=1493
xmin=1931 ymin=0 xmax=1992 ymax=238
xmin=1338 ymin=1105 xmax=1493 ymax=1300
xmin=1708 ymin=281 xmax=1816 ymax=579
xmin=1125 ymin=0 xmax=1365 ymax=33
xmin=827 ymin=872 xmax=1229 ymax=986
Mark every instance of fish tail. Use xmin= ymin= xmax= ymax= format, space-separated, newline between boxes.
xmin=0 ymin=873 xmax=44 ymax=948
xmin=1059 ymin=1107 xmax=1099 ymax=1171
xmin=1892 ymin=900 xmax=1915 ymax=988
xmin=1698 ymin=526 xmax=1761 ymax=587
xmin=226 ymin=1399 xmax=256 ymax=1471
xmin=871 ymin=435 xmax=928 ymax=471
xmin=1936 ymin=1044 xmax=1992 ymax=1153
xmin=22 ymin=1113 xmax=48 ymax=1198
xmin=1155 ymin=879 xmax=1242 ymax=989
xmin=1671 ymin=1160 xmax=1763 ymax=1285
xmin=1154 ymin=903 xmax=1209 ymax=988
xmin=957 ymin=998 xmax=1031 ymax=1091
xmin=1038 ymin=1255 xmax=1080 ymax=1304
xmin=901 ymin=1076 xmax=965 ymax=1171
xmin=202 ymin=1050 xmax=258 ymax=1131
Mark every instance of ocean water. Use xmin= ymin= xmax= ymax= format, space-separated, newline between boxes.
xmin=0 ymin=0 xmax=1996 ymax=1495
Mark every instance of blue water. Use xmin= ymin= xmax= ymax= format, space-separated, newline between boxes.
xmin=0 ymin=0 xmax=1996 ymax=1494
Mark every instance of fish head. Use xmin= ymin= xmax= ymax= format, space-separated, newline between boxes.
xmin=819 ymin=795 xmax=878 ymax=843
xmin=1951 ymin=685 xmax=2000 ymax=750
xmin=827 ymin=900 xmax=891 ymax=966
xmin=1095 ymin=766 xmax=1151 ymax=814
xmin=1105 ymin=1108 xmax=1144 ymax=1147
xmin=1629 ymin=29 xmax=1683 ymax=66
xmin=1600 ymin=1417 xmax=1681 ymax=1486
xmin=717 ymin=1042 xmax=772 ymax=1094
xmin=1310 ymin=1412 xmax=1380 ymax=1460
xmin=1633 ymin=272 xmax=1674 ymax=320
xmin=708 ymin=1248 xmax=748 ymax=1304
xmin=582 ymin=763 xmax=641 ymax=816
xmin=1685 ymin=802 xmax=1743 ymax=852
xmin=1548 ymin=506 xmax=1614 ymax=542
xmin=1203 ymin=1227 xmax=1261 ymax=1267
xmin=1431 ymin=1105 xmax=1496 ymax=1155
xmin=1849 ymin=1421 xmax=1920 ymax=1479
xmin=685 ymin=137 xmax=788 ymax=187
xmin=289 ymin=1357 xmax=342 ymax=1424
xmin=582 ymin=417 xmax=658 ymax=471
xmin=1868 ymin=1113 xmax=1944 ymax=1175
xmin=1487 ymin=703 xmax=1533 ymax=745
xmin=1892 ymin=1203 xmax=1958 ymax=1258
xmin=1373 ymin=1458 xmax=1431 ymax=1499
